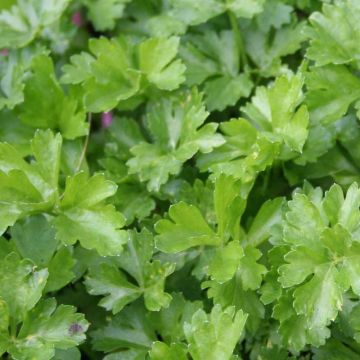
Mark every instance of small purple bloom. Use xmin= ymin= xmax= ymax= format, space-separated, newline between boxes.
xmin=0 ymin=49 xmax=9 ymax=57
xmin=101 ymin=112 xmax=113 ymax=128
xmin=72 ymin=11 xmax=83 ymax=27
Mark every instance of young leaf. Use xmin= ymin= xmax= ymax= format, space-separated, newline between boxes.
xmin=149 ymin=341 xmax=188 ymax=360
xmin=9 ymin=298 xmax=88 ymax=360
xmin=83 ymin=0 xmax=131 ymax=31
xmin=305 ymin=65 xmax=360 ymax=124
xmin=155 ymin=202 xmax=220 ymax=253
xmin=91 ymin=303 xmax=156 ymax=353
xmin=184 ymin=304 xmax=247 ymax=360
xmin=54 ymin=172 xmax=128 ymax=256
xmin=0 ymin=252 xmax=48 ymax=322
xmin=82 ymin=37 xmax=141 ymax=112
xmin=127 ymin=89 xmax=224 ymax=191
xmin=19 ymin=55 xmax=88 ymax=139
xmin=45 ymin=246 xmax=76 ymax=293
xmin=242 ymin=73 xmax=309 ymax=153
xmin=138 ymin=37 xmax=186 ymax=91
xmin=85 ymin=263 xmax=141 ymax=314
xmin=85 ymin=229 xmax=174 ymax=312
xmin=307 ymin=0 xmax=360 ymax=67
xmin=0 ymin=0 xmax=71 ymax=48
xmin=208 ymin=241 xmax=244 ymax=283
xmin=11 ymin=214 xmax=58 ymax=266
xmin=246 ymin=197 xmax=285 ymax=246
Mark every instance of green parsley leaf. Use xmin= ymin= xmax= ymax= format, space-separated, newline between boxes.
xmin=9 ymin=298 xmax=88 ymax=360
xmin=85 ymin=229 xmax=174 ymax=312
xmin=305 ymin=65 xmax=360 ymax=124
xmin=91 ymin=303 xmax=156 ymax=353
xmin=0 ymin=0 xmax=71 ymax=48
xmin=242 ymin=72 xmax=309 ymax=154
xmin=307 ymin=0 xmax=360 ymax=67
xmin=184 ymin=304 xmax=247 ymax=360
xmin=19 ymin=55 xmax=88 ymax=139
xmin=54 ymin=172 xmax=128 ymax=256
xmin=11 ymin=214 xmax=57 ymax=266
xmin=0 ymin=252 xmax=48 ymax=322
xmin=155 ymin=201 xmax=220 ymax=253
xmin=127 ymin=89 xmax=224 ymax=191
xmin=138 ymin=36 xmax=186 ymax=91
xmin=149 ymin=341 xmax=188 ymax=360
xmin=83 ymin=0 xmax=131 ymax=31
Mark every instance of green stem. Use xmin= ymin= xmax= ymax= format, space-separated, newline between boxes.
xmin=75 ymin=112 xmax=92 ymax=173
xmin=227 ymin=11 xmax=248 ymax=71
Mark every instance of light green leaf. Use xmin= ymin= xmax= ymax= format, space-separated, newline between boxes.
xmin=0 ymin=130 xmax=62 ymax=235
xmin=247 ymin=197 xmax=285 ymax=246
xmin=11 ymin=214 xmax=57 ymax=266
xmin=279 ymin=246 xmax=327 ymax=288
xmin=0 ymin=252 xmax=48 ymax=322
xmin=0 ymin=0 xmax=71 ymax=48
xmin=197 ymin=118 xmax=279 ymax=180
xmin=54 ymin=172 xmax=128 ymax=256
xmin=238 ymin=246 xmax=267 ymax=290
xmin=155 ymin=202 xmax=220 ymax=253
xmin=307 ymin=0 xmax=360 ymax=67
xmin=127 ymin=89 xmax=224 ymax=191
xmin=9 ymin=298 xmax=88 ymax=360
xmin=283 ymin=192 xmax=326 ymax=248
xmin=19 ymin=55 xmax=88 ymax=139
xmin=83 ymin=0 xmax=131 ymax=31
xmin=60 ymin=52 xmax=94 ymax=85
xmin=83 ymin=37 xmax=141 ymax=112
xmin=139 ymin=37 xmax=186 ymax=91
xmin=214 ymin=174 xmax=247 ymax=240
xmin=184 ymin=304 xmax=247 ymax=360
xmin=244 ymin=22 xmax=306 ymax=77
xmin=0 ymin=52 xmax=25 ymax=110
xmin=31 ymin=129 xmax=62 ymax=191
xmin=208 ymin=241 xmax=244 ymax=283
xmin=255 ymin=0 xmax=293 ymax=31
xmin=85 ymin=263 xmax=141 ymax=314
xmin=273 ymin=292 xmax=329 ymax=351
xmin=204 ymin=74 xmax=253 ymax=112
xmin=149 ymin=342 xmax=187 ymax=360
xmin=305 ymin=65 xmax=360 ymax=124
xmin=226 ymin=0 xmax=265 ymax=18
xmin=242 ymin=73 xmax=309 ymax=153
xmin=293 ymin=265 xmax=343 ymax=330
xmin=322 ymin=183 xmax=344 ymax=227
xmin=86 ymin=230 xmax=174 ymax=312
xmin=203 ymin=271 xmax=265 ymax=334
xmin=45 ymin=246 xmax=76 ymax=292
xmin=168 ymin=0 xmax=224 ymax=26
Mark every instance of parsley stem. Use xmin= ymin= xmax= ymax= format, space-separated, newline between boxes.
xmin=75 ymin=112 xmax=92 ymax=173
xmin=227 ymin=11 xmax=248 ymax=71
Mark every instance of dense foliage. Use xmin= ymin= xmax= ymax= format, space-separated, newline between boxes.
xmin=1 ymin=0 xmax=360 ymax=359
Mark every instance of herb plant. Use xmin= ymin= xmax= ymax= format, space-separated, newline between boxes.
xmin=1 ymin=0 xmax=360 ymax=359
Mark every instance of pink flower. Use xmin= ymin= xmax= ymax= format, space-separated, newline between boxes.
xmin=0 ymin=49 xmax=9 ymax=56
xmin=101 ymin=112 xmax=113 ymax=128
xmin=72 ymin=11 xmax=83 ymax=27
